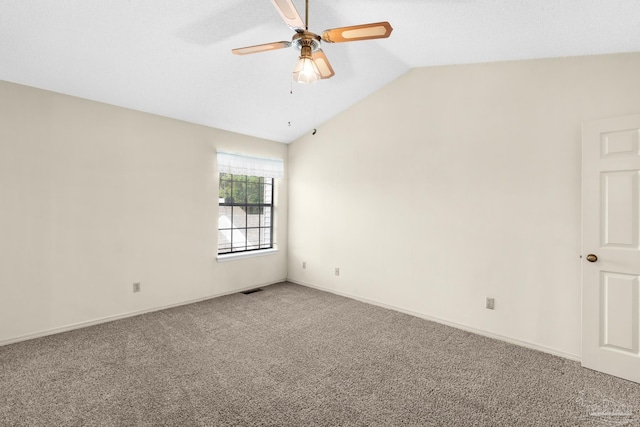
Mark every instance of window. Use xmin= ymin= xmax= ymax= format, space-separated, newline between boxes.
xmin=218 ymin=173 xmax=273 ymax=254
xmin=216 ymin=152 xmax=283 ymax=257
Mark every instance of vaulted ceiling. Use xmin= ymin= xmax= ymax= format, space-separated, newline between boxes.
xmin=1 ymin=1 xmax=639 ymax=143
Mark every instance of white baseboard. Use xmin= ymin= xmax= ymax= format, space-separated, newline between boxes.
xmin=4 ymin=277 xmax=581 ymax=363
xmin=0 ymin=279 xmax=287 ymax=348
xmin=287 ymin=278 xmax=581 ymax=363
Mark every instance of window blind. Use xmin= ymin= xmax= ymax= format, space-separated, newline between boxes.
xmin=217 ymin=152 xmax=284 ymax=179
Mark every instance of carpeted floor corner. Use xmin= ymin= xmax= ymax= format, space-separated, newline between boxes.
xmin=1 ymin=282 xmax=639 ymax=426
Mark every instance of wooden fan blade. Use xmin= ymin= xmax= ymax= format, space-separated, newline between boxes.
xmin=312 ymin=49 xmax=335 ymax=79
xmin=271 ymin=0 xmax=305 ymax=30
xmin=321 ymin=21 xmax=393 ymax=43
xmin=232 ymin=41 xmax=291 ymax=55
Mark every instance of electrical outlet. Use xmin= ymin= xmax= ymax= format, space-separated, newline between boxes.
xmin=303 ymin=261 xmax=306 ymax=269
xmin=335 ymin=267 xmax=340 ymax=276
xmin=133 ymin=282 xmax=141 ymax=293
xmin=486 ymin=297 xmax=495 ymax=310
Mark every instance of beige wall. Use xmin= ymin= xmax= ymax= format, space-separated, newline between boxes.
xmin=4 ymin=53 xmax=640 ymax=357
xmin=288 ymin=53 xmax=640 ymax=359
xmin=0 ymin=81 xmax=288 ymax=344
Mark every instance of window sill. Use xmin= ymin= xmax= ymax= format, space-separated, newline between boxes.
xmin=216 ymin=248 xmax=279 ymax=263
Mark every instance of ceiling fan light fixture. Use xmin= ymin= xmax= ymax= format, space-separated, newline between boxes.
xmin=292 ymin=46 xmax=320 ymax=84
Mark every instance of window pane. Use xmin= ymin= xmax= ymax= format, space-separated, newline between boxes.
xmin=218 ymin=230 xmax=231 ymax=253
xmin=219 ymin=181 xmax=227 ymax=199
xmin=247 ymin=210 xmax=261 ymax=227
xmin=232 ymin=206 xmax=247 ymax=228
xmin=218 ymin=205 xmax=232 ymax=224
xmin=232 ymin=181 xmax=246 ymax=204
xmin=261 ymin=206 xmax=272 ymax=227
xmin=247 ymin=206 xmax=263 ymax=215
xmin=263 ymin=183 xmax=273 ymax=204
xmin=246 ymin=228 xmax=260 ymax=249
xmin=232 ymin=234 xmax=247 ymax=252
xmin=218 ymin=174 xmax=274 ymax=255
xmin=260 ymin=228 xmax=271 ymax=247
xmin=247 ymin=181 xmax=263 ymax=204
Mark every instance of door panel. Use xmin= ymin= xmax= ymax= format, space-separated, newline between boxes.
xmin=601 ymin=129 xmax=640 ymax=157
xmin=600 ymin=272 xmax=639 ymax=353
xmin=601 ymin=171 xmax=639 ymax=248
xmin=582 ymin=114 xmax=640 ymax=383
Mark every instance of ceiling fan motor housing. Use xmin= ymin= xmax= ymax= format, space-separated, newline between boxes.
xmin=292 ymin=32 xmax=321 ymax=53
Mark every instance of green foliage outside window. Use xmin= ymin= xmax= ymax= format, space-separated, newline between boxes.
xmin=219 ymin=173 xmax=265 ymax=205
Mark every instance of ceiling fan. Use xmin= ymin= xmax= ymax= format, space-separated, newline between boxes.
xmin=231 ymin=0 xmax=393 ymax=84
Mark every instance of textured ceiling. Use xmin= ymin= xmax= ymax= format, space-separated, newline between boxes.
xmin=1 ymin=0 xmax=639 ymax=143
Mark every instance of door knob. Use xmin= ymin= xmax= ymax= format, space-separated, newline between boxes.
xmin=586 ymin=254 xmax=598 ymax=263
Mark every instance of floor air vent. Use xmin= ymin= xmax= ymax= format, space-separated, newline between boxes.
xmin=240 ymin=288 xmax=263 ymax=295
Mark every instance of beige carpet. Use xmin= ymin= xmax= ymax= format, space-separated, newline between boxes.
xmin=1 ymin=282 xmax=639 ymax=426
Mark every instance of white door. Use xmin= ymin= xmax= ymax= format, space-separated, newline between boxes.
xmin=582 ymin=114 xmax=640 ymax=383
